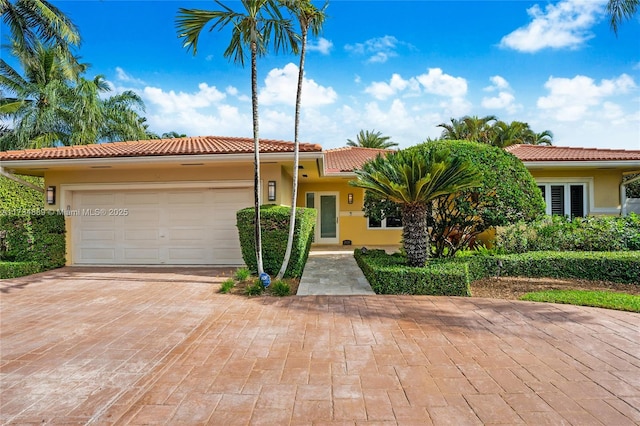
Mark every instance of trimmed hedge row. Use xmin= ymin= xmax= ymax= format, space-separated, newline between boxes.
xmin=0 ymin=213 xmax=66 ymax=272
xmin=355 ymin=249 xmax=640 ymax=296
xmin=468 ymin=251 xmax=640 ymax=284
xmin=495 ymin=214 xmax=640 ymax=253
xmin=354 ymin=249 xmax=472 ymax=296
xmin=0 ymin=261 xmax=41 ymax=279
xmin=237 ymin=205 xmax=316 ymax=278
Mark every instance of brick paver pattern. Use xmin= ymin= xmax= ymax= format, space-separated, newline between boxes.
xmin=1 ymin=268 xmax=639 ymax=425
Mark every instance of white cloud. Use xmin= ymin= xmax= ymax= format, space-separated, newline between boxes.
xmin=481 ymin=75 xmax=521 ymax=113
xmin=259 ymin=63 xmax=337 ymax=107
xmin=500 ymin=0 xmax=606 ymax=53
xmin=307 ymin=37 xmax=333 ymax=55
xmin=364 ymin=73 xmax=419 ymax=100
xmin=416 ymin=68 xmax=467 ymax=98
xmin=115 ymin=67 xmax=145 ymax=85
xmin=143 ymin=83 xmax=226 ymax=114
xmin=537 ymin=73 xmax=636 ymax=121
xmin=484 ymin=75 xmax=510 ymax=92
xmin=344 ymin=35 xmax=412 ymax=64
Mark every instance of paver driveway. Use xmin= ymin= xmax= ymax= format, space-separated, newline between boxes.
xmin=1 ymin=267 xmax=639 ymax=425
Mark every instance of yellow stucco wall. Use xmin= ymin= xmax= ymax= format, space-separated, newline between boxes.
xmin=298 ymin=179 xmax=403 ymax=247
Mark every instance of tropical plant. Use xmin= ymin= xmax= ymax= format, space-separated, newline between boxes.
xmin=177 ymin=0 xmax=299 ymax=275
xmin=346 ymin=129 xmax=398 ymax=149
xmin=0 ymin=42 xmax=149 ymax=149
xmin=1 ymin=0 xmax=80 ymax=69
xmin=161 ymin=131 xmax=187 ymax=138
xmin=437 ymin=115 xmax=497 ymax=144
xmin=607 ymin=0 xmax=639 ymax=34
xmin=437 ymin=116 xmax=553 ymax=147
xmin=276 ymin=0 xmax=327 ymax=280
xmin=364 ymin=141 xmax=545 ymax=258
xmin=351 ymin=147 xmax=481 ymax=267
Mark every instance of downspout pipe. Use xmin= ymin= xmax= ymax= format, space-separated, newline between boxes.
xmin=0 ymin=167 xmax=45 ymax=193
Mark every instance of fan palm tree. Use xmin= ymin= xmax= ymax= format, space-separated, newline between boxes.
xmin=1 ymin=0 xmax=81 ymax=73
xmin=347 ymin=129 xmax=398 ymax=149
xmin=607 ymin=0 xmax=639 ymax=34
xmin=176 ymin=0 xmax=298 ymax=275
xmin=276 ymin=0 xmax=327 ymax=280
xmin=351 ymin=148 xmax=480 ymax=267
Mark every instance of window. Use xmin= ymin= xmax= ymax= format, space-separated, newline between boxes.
xmin=306 ymin=192 xmax=315 ymax=208
xmin=368 ymin=215 xmax=402 ymax=229
xmin=537 ymin=183 xmax=586 ymax=217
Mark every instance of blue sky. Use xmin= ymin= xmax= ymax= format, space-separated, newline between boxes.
xmin=4 ymin=0 xmax=640 ymax=150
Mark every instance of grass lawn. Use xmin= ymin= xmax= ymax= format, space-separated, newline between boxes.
xmin=520 ymin=290 xmax=640 ymax=313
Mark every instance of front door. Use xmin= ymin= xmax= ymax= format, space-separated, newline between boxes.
xmin=317 ymin=192 xmax=339 ymax=244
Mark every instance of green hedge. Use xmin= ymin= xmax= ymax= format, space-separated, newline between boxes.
xmin=354 ymin=249 xmax=639 ymax=296
xmin=354 ymin=249 xmax=472 ymax=296
xmin=468 ymin=251 xmax=640 ymax=284
xmin=236 ymin=205 xmax=316 ymax=278
xmin=495 ymin=214 xmax=640 ymax=253
xmin=0 ymin=261 xmax=41 ymax=279
xmin=0 ymin=213 xmax=66 ymax=271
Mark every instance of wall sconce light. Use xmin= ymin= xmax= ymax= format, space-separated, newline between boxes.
xmin=46 ymin=186 xmax=56 ymax=205
xmin=268 ymin=181 xmax=276 ymax=202
xmin=347 ymin=193 xmax=354 ymax=204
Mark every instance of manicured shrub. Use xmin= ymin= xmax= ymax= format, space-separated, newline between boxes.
xmin=354 ymin=249 xmax=471 ymax=296
xmin=236 ymin=205 xmax=316 ymax=278
xmin=468 ymin=251 xmax=640 ymax=284
xmin=0 ymin=213 xmax=65 ymax=270
xmin=0 ymin=175 xmax=43 ymax=212
xmin=0 ymin=261 xmax=41 ymax=279
xmin=495 ymin=214 xmax=640 ymax=253
xmin=362 ymin=140 xmax=545 ymax=258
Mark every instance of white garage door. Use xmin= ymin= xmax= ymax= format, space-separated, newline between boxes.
xmin=72 ymin=188 xmax=252 ymax=265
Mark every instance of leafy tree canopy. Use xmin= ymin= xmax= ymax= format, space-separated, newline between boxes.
xmin=437 ymin=115 xmax=553 ymax=147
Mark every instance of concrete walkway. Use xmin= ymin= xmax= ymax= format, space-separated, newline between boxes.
xmin=2 ymin=268 xmax=639 ymax=425
xmin=297 ymin=249 xmax=374 ymax=295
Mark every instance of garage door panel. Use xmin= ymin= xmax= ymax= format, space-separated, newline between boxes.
xmin=73 ymin=187 xmax=250 ymax=265
xmin=123 ymin=192 xmax=160 ymax=204
xmin=79 ymin=248 xmax=115 ymax=261
xmin=81 ymin=230 xmax=116 ymax=241
xmin=125 ymin=209 xmax=160 ymax=224
xmin=169 ymin=228 xmax=207 ymax=241
xmin=124 ymin=229 xmax=158 ymax=241
xmin=123 ymin=248 xmax=160 ymax=261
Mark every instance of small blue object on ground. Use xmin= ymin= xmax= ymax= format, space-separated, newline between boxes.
xmin=259 ymin=273 xmax=271 ymax=288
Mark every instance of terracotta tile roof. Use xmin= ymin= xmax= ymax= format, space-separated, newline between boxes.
xmin=505 ymin=144 xmax=640 ymax=161
xmin=0 ymin=136 xmax=322 ymax=161
xmin=324 ymin=147 xmax=392 ymax=173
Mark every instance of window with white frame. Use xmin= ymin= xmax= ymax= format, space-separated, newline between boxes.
xmin=368 ymin=215 xmax=402 ymax=229
xmin=537 ymin=183 xmax=587 ymax=217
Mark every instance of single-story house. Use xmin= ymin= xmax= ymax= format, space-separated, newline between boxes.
xmin=1 ymin=137 xmax=639 ymax=266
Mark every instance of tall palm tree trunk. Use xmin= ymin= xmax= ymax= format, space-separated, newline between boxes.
xmin=251 ymin=41 xmax=264 ymax=275
xmin=276 ymin=25 xmax=307 ymax=280
xmin=401 ymin=203 xmax=429 ymax=267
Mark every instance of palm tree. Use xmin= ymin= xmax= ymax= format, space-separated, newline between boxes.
xmin=177 ymin=0 xmax=298 ymax=275
xmin=351 ymin=148 xmax=480 ymax=267
xmin=276 ymin=0 xmax=327 ymax=280
xmin=607 ymin=0 xmax=639 ymax=34
xmin=530 ymin=129 xmax=553 ymax=146
xmin=437 ymin=115 xmax=497 ymax=144
xmin=347 ymin=129 xmax=398 ymax=149
xmin=0 ymin=42 xmax=148 ymax=149
xmin=161 ymin=131 xmax=187 ymax=138
xmin=1 ymin=0 xmax=81 ymax=72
